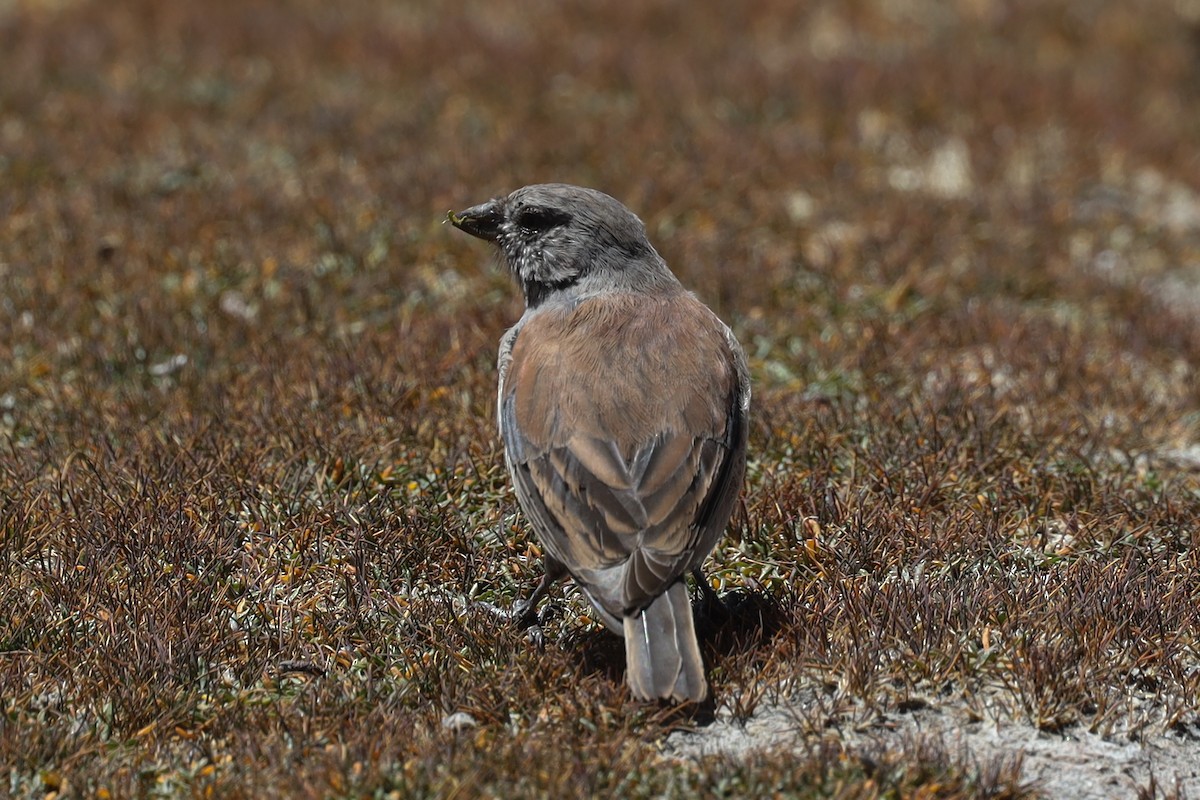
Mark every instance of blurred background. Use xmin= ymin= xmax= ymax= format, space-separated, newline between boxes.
xmin=4 ymin=0 xmax=1199 ymax=380
xmin=3 ymin=0 xmax=1200 ymax=796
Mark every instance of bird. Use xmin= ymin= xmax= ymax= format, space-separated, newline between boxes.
xmin=448 ymin=184 xmax=749 ymax=702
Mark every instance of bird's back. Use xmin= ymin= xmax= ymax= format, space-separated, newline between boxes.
xmin=499 ymin=287 xmax=748 ymax=625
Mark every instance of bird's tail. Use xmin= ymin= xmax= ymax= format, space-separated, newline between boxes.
xmin=623 ymin=581 xmax=707 ymax=702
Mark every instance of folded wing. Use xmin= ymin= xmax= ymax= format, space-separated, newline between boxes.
xmin=499 ymin=291 xmax=749 ymax=622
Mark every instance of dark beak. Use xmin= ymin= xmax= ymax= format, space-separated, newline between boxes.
xmin=447 ymin=200 xmax=503 ymax=242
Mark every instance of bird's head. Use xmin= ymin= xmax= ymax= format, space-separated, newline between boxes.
xmin=449 ymin=184 xmax=674 ymax=307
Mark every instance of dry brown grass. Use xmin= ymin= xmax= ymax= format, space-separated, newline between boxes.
xmin=3 ymin=0 xmax=1199 ymax=796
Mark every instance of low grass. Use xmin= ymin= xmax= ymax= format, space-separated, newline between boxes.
xmin=2 ymin=0 xmax=1199 ymax=796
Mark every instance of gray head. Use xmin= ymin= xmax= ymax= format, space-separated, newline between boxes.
xmin=449 ymin=184 xmax=678 ymax=307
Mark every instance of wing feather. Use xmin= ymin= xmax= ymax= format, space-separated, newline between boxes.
xmin=499 ymin=292 xmax=749 ymax=619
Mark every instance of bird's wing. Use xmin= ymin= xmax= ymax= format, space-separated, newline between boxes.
xmin=499 ymin=291 xmax=748 ymax=618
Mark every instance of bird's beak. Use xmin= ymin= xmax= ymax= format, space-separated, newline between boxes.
xmin=447 ymin=200 xmax=503 ymax=242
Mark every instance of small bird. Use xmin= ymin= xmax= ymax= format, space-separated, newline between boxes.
xmin=449 ymin=184 xmax=749 ymax=702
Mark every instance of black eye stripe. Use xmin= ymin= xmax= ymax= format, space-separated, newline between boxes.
xmin=515 ymin=207 xmax=570 ymax=232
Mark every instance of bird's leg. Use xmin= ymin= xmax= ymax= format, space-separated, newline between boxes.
xmin=691 ymin=568 xmax=729 ymax=618
xmin=477 ymin=556 xmax=568 ymax=629
xmin=512 ymin=557 xmax=567 ymax=629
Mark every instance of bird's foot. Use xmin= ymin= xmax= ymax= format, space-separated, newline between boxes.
xmin=473 ymin=598 xmax=544 ymax=633
xmin=473 ymin=600 xmax=530 ymax=624
xmin=692 ymin=569 xmax=731 ymax=624
xmin=472 ymin=599 xmax=549 ymax=652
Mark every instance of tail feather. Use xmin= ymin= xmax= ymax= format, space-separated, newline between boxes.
xmin=623 ymin=582 xmax=706 ymax=702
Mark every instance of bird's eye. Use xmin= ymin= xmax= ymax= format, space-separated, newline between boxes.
xmin=515 ymin=207 xmax=569 ymax=233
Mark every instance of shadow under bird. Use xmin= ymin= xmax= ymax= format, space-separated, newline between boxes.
xmin=449 ymin=184 xmax=750 ymax=702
